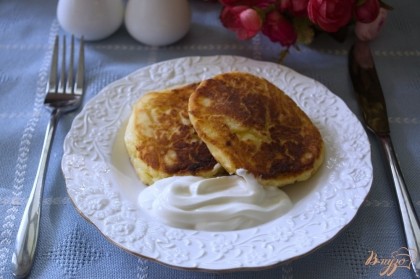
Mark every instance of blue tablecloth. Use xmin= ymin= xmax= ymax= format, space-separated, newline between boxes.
xmin=1 ymin=0 xmax=419 ymax=278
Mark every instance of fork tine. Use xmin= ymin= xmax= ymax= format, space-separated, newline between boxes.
xmin=66 ymin=35 xmax=74 ymax=94
xmin=47 ymin=36 xmax=59 ymax=93
xmin=58 ymin=36 xmax=66 ymax=94
xmin=75 ymin=37 xmax=84 ymax=95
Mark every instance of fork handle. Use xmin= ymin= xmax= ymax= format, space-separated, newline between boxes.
xmin=379 ymin=135 xmax=420 ymax=277
xmin=11 ymin=108 xmax=61 ymax=278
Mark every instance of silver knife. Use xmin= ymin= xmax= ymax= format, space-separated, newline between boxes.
xmin=349 ymin=40 xmax=420 ymax=277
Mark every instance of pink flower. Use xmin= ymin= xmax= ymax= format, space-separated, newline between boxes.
xmin=219 ymin=0 xmax=391 ymax=51
xmin=307 ymin=0 xmax=354 ymax=33
xmin=355 ymin=7 xmax=388 ymax=41
xmin=261 ymin=10 xmax=297 ymax=47
xmin=220 ymin=6 xmax=262 ymax=40
xmin=355 ymin=0 xmax=380 ymax=23
xmin=278 ymin=0 xmax=310 ymax=17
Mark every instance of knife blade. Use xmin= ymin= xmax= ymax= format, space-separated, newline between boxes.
xmin=349 ymin=40 xmax=420 ymax=278
xmin=348 ymin=41 xmax=389 ymax=135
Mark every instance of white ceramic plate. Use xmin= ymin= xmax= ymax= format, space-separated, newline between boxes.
xmin=62 ymin=55 xmax=372 ymax=271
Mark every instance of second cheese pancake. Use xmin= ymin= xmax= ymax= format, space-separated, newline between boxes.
xmin=188 ymin=72 xmax=324 ymax=187
xmin=124 ymin=83 xmax=223 ymax=185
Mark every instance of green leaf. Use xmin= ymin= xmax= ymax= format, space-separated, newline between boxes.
xmin=278 ymin=49 xmax=289 ymax=63
xmin=293 ymin=17 xmax=315 ymax=45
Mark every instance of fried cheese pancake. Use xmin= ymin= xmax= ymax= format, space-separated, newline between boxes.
xmin=124 ymin=83 xmax=223 ymax=185
xmin=188 ymin=72 xmax=324 ymax=187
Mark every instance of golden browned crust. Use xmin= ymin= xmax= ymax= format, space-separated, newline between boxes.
xmin=188 ymin=72 xmax=324 ymax=187
xmin=124 ymin=83 xmax=223 ymax=185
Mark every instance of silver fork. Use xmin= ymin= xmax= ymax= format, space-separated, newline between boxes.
xmin=11 ymin=35 xmax=85 ymax=278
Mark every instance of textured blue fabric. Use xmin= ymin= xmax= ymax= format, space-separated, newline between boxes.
xmin=1 ymin=0 xmax=419 ymax=278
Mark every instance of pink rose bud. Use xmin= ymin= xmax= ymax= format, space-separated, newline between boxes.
xmin=308 ymin=0 xmax=354 ymax=33
xmin=220 ymin=6 xmax=262 ymax=40
xmin=355 ymin=0 xmax=380 ymax=23
xmin=261 ymin=10 xmax=297 ymax=47
xmin=355 ymin=7 xmax=388 ymax=41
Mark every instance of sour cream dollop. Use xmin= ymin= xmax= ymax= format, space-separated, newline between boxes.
xmin=138 ymin=169 xmax=292 ymax=231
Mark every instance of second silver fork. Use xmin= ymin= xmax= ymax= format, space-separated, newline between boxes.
xmin=11 ymin=35 xmax=85 ymax=279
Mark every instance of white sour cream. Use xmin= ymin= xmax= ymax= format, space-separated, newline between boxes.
xmin=138 ymin=169 xmax=292 ymax=231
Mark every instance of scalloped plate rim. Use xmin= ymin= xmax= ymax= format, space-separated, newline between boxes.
xmin=62 ymin=55 xmax=372 ymax=271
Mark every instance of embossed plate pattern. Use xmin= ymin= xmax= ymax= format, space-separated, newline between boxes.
xmin=62 ymin=56 xmax=372 ymax=271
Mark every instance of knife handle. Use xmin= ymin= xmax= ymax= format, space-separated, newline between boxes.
xmin=379 ymin=135 xmax=420 ymax=277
